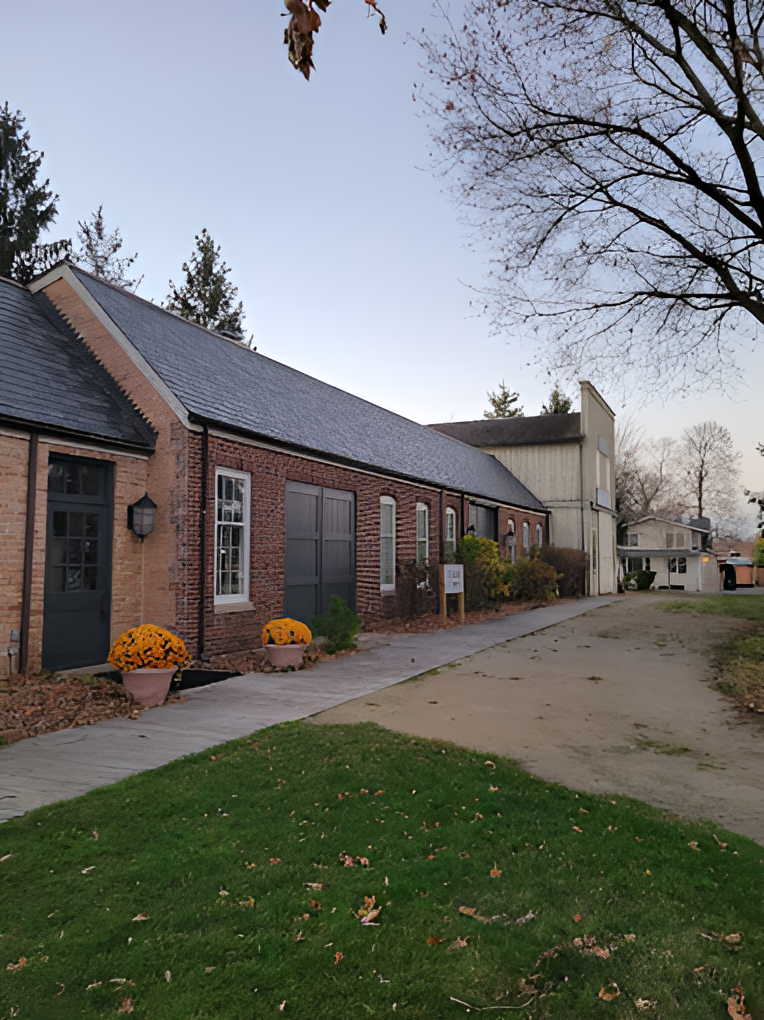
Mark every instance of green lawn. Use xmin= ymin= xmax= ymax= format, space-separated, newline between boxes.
xmin=664 ymin=594 xmax=764 ymax=621
xmin=1 ymin=722 xmax=762 ymax=1019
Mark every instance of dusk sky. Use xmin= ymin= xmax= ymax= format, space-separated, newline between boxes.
xmin=3 ymin=0 xmax=762 ymax=529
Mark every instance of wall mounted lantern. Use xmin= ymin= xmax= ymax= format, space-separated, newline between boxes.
xmin=127 ymin=493 xmax=157 ymax=540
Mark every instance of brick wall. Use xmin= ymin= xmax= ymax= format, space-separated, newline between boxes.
xmin=0 ymin=431 xmax=30 ymax=678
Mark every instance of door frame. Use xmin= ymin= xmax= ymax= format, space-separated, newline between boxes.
xmin=42 ymin=453 xmax=114 ymax=670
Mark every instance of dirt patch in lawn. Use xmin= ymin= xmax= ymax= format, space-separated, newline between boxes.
xmin=0 ymin=673 xmax=139 ymax=744
xmin=312 ymin=592 xmax=764 ymax=844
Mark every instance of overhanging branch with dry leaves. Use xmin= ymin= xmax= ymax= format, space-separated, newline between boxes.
xmin=283 ymin=0 xmax=387 ymax=80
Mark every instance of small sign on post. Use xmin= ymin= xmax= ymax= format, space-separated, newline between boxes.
xmin=439 ymin=564 xmax=465 ymax=624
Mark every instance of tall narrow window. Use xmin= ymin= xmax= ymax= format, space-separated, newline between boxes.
xmin=522 ymin=521 xmax=530 ymax=558
xmin=445 ymin=507 xmax=457 ymax=557
xmin=215 ymin=469 xmax=250 ymax=603
xmin=535 ymin=523 xmax=543 ymax=548
xmin=666 ymin=532 xmax=674 ymax=548
xmin=380 ymin=496 xmax=396 ymax=590
xmin=416 ymin=503 xmax=429 ymax=564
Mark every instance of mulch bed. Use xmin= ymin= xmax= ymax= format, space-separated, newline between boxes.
xmin=363 ymin=597 xmax=569 ymax=634
xmin=0 ymin=673 xmax=139 ymax=745
xmin=190 ymin=642 xmax=354 ymax=676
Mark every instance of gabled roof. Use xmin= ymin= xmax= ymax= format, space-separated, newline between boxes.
xmin=429 ymin=413 xmax=583 ymax=447
xmin=0 ymin=277 xmax=156 ymax=450
xmin=627 ymin=516 xmax=710 ymax=533
xmin=63 ymin=268 xmax=544 ymax=509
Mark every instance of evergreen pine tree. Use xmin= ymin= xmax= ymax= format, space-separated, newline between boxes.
xmin=166 ymin=230 xmax=245 ymax=339
xmin=0 ymin=103 xmax=61 ymax=281
xmin=483 ymin=380 xmax=523 ymax=419
xmin=75 ymin=205 xmax=140 ymax=290
xmin=540 ymin=383 xmax=573 ymax=414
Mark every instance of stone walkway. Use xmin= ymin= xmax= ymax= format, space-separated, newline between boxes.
xmin=0 ymin=597 xmax=618 ymax=821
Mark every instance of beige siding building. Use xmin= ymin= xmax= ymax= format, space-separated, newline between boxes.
xmin=430 ymin=382 xmax=618 ymax=595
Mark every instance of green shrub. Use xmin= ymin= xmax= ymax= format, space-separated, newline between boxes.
xmin=456 ymin=535 xmax=509 ymax=609
xmin=309 ymin=596 xmax=362 ymax=654
xmin=753 ymin=537 xmax=764 ymax=568
xmin=624 ymin=569 xmax=657 ymax=591
xmin=510 ymin=557 xmax=559 ymax=601
xmin=538 ymin=546 xmax=589 ymax=596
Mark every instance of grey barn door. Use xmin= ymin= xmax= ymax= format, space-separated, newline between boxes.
xmin=284 ymin=482 xmax=355 ymax=624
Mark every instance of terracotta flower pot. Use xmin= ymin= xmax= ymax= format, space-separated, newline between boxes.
xmin=264 ymin=644 xmax=306 ymax=669
xmin=121 ymin=667 xmax=176 ymax=708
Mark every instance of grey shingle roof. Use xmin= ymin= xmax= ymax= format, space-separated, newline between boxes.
xmin=429 ymin=414 xmax=583 ymax=447
xmin=73 ymin=269 xmax=544 ymax=509
xmin=0 ymin=278 xmax=156 ymax=449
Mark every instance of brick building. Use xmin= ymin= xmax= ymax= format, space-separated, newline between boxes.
xmin=1 ymin=265 xmax=548 ymax=675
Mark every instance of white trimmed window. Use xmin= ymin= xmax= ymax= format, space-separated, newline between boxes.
xmin=535 ymin=523 xmax=543 ymax=547
xmin=380 ymin=496 xmax=396 ymax=590
xmin=416 ymin=503 xmax=429 ymax=564
xmin=522 ymin=521 xmax=530 ymax=557
xmin=215 ymin=468 xmax=250 ymax=603
xmin=445 ymin=507 xmax=457 ymax=557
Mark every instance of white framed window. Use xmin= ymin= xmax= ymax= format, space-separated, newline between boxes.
xmin=522 ymin=521 xmax=530 ymax=557
xmin=215 ymin=468 xmax=250 ymax=603
xmin=535 ymin=523 xmax=543 ymax=547
xmin=445 ymin=507 xmax=457 ymax=557
xmin=380 ymin=496 xmax=396 ymax=590
xmin=416 ymin=503 xmax=429 ymax=564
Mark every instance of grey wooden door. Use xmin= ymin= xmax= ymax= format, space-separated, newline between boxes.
xmin=42 ymin=458 xmax=113 ymax=671
xmin=471 ymin=504 xmax=498 ymax=541
xmin=284 ymin=482 xmax=355 ymax=624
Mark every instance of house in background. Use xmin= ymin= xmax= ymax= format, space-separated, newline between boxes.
xmin=429 ymin=382 xmax=618 ymax=595
xmin=1 ymin=265 xmax=549 ymax=676
xmin=617 ymin=516 xmax=719 ymax=591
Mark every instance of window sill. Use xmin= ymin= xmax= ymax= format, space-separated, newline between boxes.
xmin=214 ymin=601 xmax=255 ymax=614
xmin=380 ymin=586 xmax=396 ymax=593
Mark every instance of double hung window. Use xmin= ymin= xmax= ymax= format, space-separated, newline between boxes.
xmin=445 ymin=507 xmax=457 ymax=557
xmin=380 ymin=496 xmax=396 ymax=590
xmin=669 ymin=556 xmax=687 ymax=574
xmin=215 ymin=469 xmax=250 ymax=603
xmin=416 ymin=503 xmax=429 ymax=564
xmin=535 ymin=523 xmax=543 ymax=547
xmin=522 ymin=521 xmax=530 ymax=558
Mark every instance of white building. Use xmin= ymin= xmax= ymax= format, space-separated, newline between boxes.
xmin=618 ymin=516 xmax=719 ymax=591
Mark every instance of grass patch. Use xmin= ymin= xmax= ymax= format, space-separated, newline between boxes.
xmin=631 ymin=737 xmax=694 ymax=756
xmin=711 ymin=628 xmax=764 ymax=716
xmin=0 ymin=722 xmax=762 ymax=1018
xmin=664 ymin=595 xmax=764 ymax=622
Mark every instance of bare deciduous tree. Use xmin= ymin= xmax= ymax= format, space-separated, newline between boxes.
xmin=679 ymin=421 xmax=742 ymax=521
xmin=615 ymin=418 xmax=682 ymax=525
xmin=421 ymin=0 xmax=764 ymax=389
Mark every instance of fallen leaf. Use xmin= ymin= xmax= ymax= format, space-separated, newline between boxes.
xmin=306 ymin=882 xmax=323 ymax=890
xmin=636 ymin=999 xmax=658 ymax=1010
xmin=81 ymin=866 xmax=96 ymax=874
xmin=607 ymin=825 xmax=619 ymax=831
xmin=109 ymin=979 xmax=136 ymax=986
xmin=117 ymin=999 xmax=134 ymax=1015
xmin=164 ymin=970 xmax=172 ymax=982
xmin=0 ymin=853 xmax=13 ymax=862
xmin=6 ymin=957 xmax=27 ymax=971
xmin=239 ymin=897 xmax=255 ymax=908
xmin=490 ymin=865 xmax=502 ymax=878
xmin=574 ymin=914 xmax=582 ymax=923
xmin=310 ymin=899 xmax=321 ymax=911
xmin=727 ymin=985 xmax=752 ymax=1020
xmin=609 ymin=799 xmax=617 ymax=805
xmin=246 ymin=862 xmax=257 ymax=869
xmin=713 ymin=835 xmax=729 ymax=849
xmin=485 ymin=760 xmax=496 ymax=768
xmin=599 ymin=983 xmax=620 ymax=1001
xmin=573 ymin=826 xmax=583 ymax=833
xmin=589 ymin=946 xmax=611 ymax=959
xmin=636 ymin=837 xmax=643 ymax=842
xmin=688 ymin=841 xmax=701 ymax=851
xmin=40 ymin=955 xmax=49 ymax=962
xmin=458 ymin=905 xmax=491 ymax=923
xmin=219 ymin=889 xmax=229 ymax=896
xmin=294 ymin=931 xmax=304 ymax=942
xmin=448 ymin=936 xmax=470 ymax=950
xmin=210 ymin=755 xmax=218 ymax=761
xmin=269 ymin=858 xmax=281 ymax=865
xmin=374 ymin=790 xmax=385 ymax=795
xmin=360 ymin=788 xmax=369 ymax=794
xmin=427 ymin=936 xmax=444 ymax=945
xmin=92 ymin=829 xmax=100 ymax=840
xmin=334 ymin=952 xmax=344 ymax=964
xmin=131 ymin=913 xmax=150 ymax=922
xmin=489 ymin=785 xmax=499 ymax=792
xmin=86 ymin=981 xmax=103 ymax=990
xmin=624 ymin=933 xmax=637 ymax=941
xmin=204 ymin=966 xmax=216 ymax=973
xmin=279 ymin=1001 xmax=287 ymax=1012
